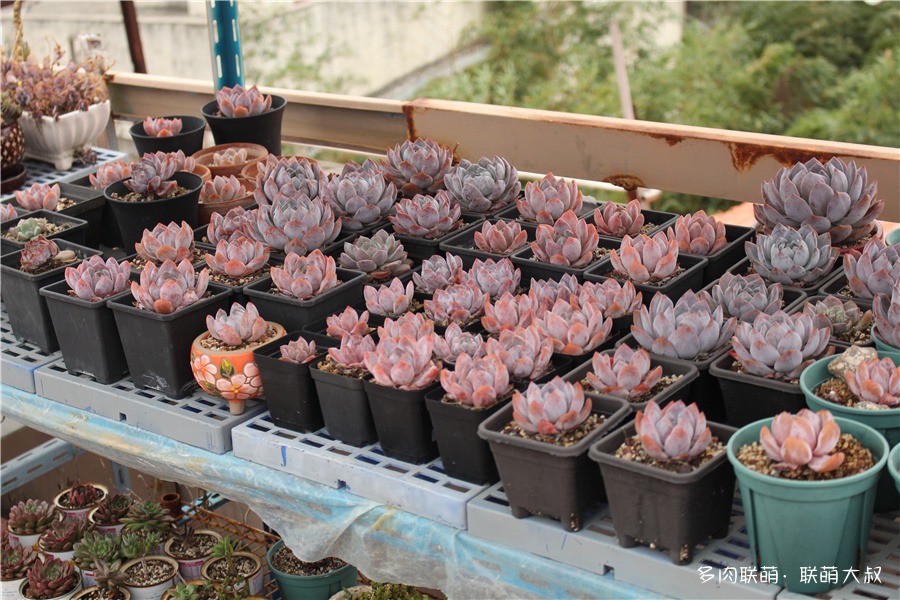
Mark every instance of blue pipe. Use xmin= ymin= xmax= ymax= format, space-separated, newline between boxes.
xmin=206 ymin=0 xmax=244 ymax=90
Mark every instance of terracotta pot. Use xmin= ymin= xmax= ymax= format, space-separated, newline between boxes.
xmin=193 ymin=143 xmax=268 ymax=180
xmin=192 ymin=164 xmax=211 ymax=183
xmin=190 ymin=322 xmax=286 ymax=414
xmin=198 ymin=190 xmax=255 ymax=225
xmin=159 ymin=493 xmax=184 ymax=520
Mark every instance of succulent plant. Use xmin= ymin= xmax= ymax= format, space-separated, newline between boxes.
xmin=39 ymin=516 xmax=87 ymax=552
xmin=339 ymin=230 xmax=411 ymax=281
xmin=14 ymin=183 xmax=61 ymax=211
xmin=412 ymin=253 xmax=464 ymax=293
xmin=443 ymin=156 xmax=521 ymax=213
xmin=433 ymin=323 xmax=487 ymax=364
xmin=704 ymin=272 xmax=783 ymax=322
xmin=246 ymin=195 xmax=341 ymax=255
xmin=204 ymin=237 xmax=269 ymax=279
xmin=131 ymin=260 xmax=208 ymax=314
xmin=378 ymin=312 xmax=434 ymax=341
xmin=760 ymin=409 xmax=845 ymax=472
xmin=843 ymin=238 xmax=900 ymax=299
xmin=531 ymin=210 xmax=600 ymax=268
xmin=484 ymin=325 xmax=554 ymax=381
xmin=321 ymin=169 xmax=396 ymax=230
xmin=593 ymin=199 xmax=644 ymax=238
xmin=328 ymin=333 xmax=377 ymax=371
xmin=326 ymin=307 xmax=371 ymax=338
xmin=270 ymin=249 xmax=339 ymax=300
xmin=464 ymin=257 xmax=521 ymax=300
xmin=2 ymin=89 xmax=22 ymax=124
xmin=635 ymin=400 xmax=712 ymax=461
xmin=206 ymin=302 xmax=268 ymax=346
xmin=2 ymin=542 xmax=37 ymax=581
xmin=119 ymin=531 xmax=163 ymax=560
xmin=169 ymin=583 xmax=202 ymax=600
xmin=72 ymin=531 xmax=121 ymax=571
xmin=1 ymin=202 xmax=17 ymax=222
xmin=216 ymin=84 xmax=272 ymax=117
xmin=364 ymin=335 xmax=441 ymax=390
xmin=666 ymin=210 xmax=728 ymax=256
xmin=19 ymin=236 xmax=59 ymax=270
xmin=124 ymin=151 xmax=184 ymax=198
xmin=482 ymin=292 xmax=538 ymax=335
xmin=579 ymin=279 xmax=642 ymax=320
xmin=92 ymin=560 xmax=128 ymax=599
xmin=253 ymin=155 xmax=324 ymax=206
xmin=756 ymin=157 xmax=883 ymax=246
xmin=23 ymin=557 xmax=79 ymax=599
xmin=64 ymin=256 xmax=130 ymax=301
xmin=845 ymin=356 xmax=899 ymax=407
xmin=380 ymin=138 xmax=454 ymax=197
xmin=8 ymin=217 xmax=49 ymax=242
xmin=279 ymin=337 xmax=318 ymax=364
xmin=536 ymin=296 xmax=613 ymax=356
xmin=89 ymin=160 xmax=132 ymax=191
xmin=473 ymin=219 xmax=528 ymax=254
xmin=440 ymin=354 xmax=511 ymax=407
xmin=7 ymin=500 xmax=57 ymax=535
xmin=528 ymin=273 xmax=582 ymax=310
xmin=609 ymin=231 xmax=680 ymax=284
xmin=200 ymin=175 xmax=248 ymax=204
xmin=212 ymin=147 xmax=249 ymax=166
xmin=364 ymin=278 xmax=414 ymax=318
xmin=389 ymin=191 xmax=462 ymax=239
xmin=745 ymin=223 xmax=838 ymax=287
xmin=91 ymin=494 xmax=133 ymax=526
xmin=512 ymin=378 xmax=591 ymax=435
xmin=142 ymin=116 xmax=182 ymax=137
xmin=424 ymin=283 xmax=489 ymax=326
xmin=631 ymin=292 xmax=737 ymax=360
xmin=62 ymin=482 xmax=104 ymax=508
xmin=517 ymin=173 xmax=583 ymax=224
xmin=341 ymin=158 xmax=382 ymax=176
xmin=803 ymin=296 xmax=873 ymax=341
xmin=135 ymin=220 xmax=194 ymax=264
xmin=206 ymin=206 xmax=254 ymax=245
xmin=120 ymin=501 xmax=173 ymax=534
xmin=586 ymin=345 xmax=663 ymax=400
xmin=731 ymin=310 xmax=832 ymax=379
xmin=873 ymin=279 xmax=900 ymax=348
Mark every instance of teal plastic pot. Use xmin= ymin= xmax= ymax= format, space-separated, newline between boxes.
xmin=886 ymin=226 xmax=900 ymax=246
xmin=890 ymin=445 xmax=900 ymax=494
xmin=800 ymin=352 xmax=900 ymax=511
xmin=871 ymin=329 xmax=900 ymax=362
xmin=266 ymin=540 xmax=357 ymax=600
xmin=727 ymin=416 xmax=887 ymax=594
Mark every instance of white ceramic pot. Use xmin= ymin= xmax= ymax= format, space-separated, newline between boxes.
xmin=6 ymin=532 xmax=40 ymax=550
xmin=20 ymin=101 xmax=110 ymax=171
xmin=87 ymin=507 xmax=125 ymax=538
xmin=79 ymin=568 xmax=95 ymax=590
xmin=40 ymin=548 xmax=75 ymax=564
xmin=71 ymin=585 xmax=131 ymax=600
xmin=17 ymin=578 xmax=82 ymax=600
xmin=162 ymin=530 xmax=221 ymax=582
xmin=121 ymin=557 xmax=178 ymax=600
xmin=201 ymin=553 xmax=263 ymax=596
xmin=53 ymin=484 xmax=108 ymax=523
xmin=1 ymin=578 xmax=25 ymax=600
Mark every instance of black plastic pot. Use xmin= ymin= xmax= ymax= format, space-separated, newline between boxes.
xmin=389 ymin=216 xmax=485 ymax=263
xmin=510 ymin=238 xmax=620 ymax=284
xmin=563 ymin=350 xmax=700 ymax=414
xmin=364 ymin=380 xmax=439 ymax=464
xmin=201 ymin=95 xmax=287 ymax=155
xmin=1 ymin=210 xmax=89 ymax=254
xmin=3 ymin=183 xmax=106 ymax=249
xmin=424 ymin=389 xmax=511 ymax=484
xmin=0 ymin=241 xmax=101 ymax=353
xmin=584 ymin=254 xmax=708 ymax=306
xmin=105 ymin=172 xmax=203 ymax=253
xmin=39 ymin=281 xmax=130 ymax=384
xmin=477 ymin=396 xmax=630 ymax=532
xmin=710 ymin=352 xmax=809 ymax=427
xmin=243 ymin=269 xmax=366 ymax=333
xmin=818 ymin=272 xmax=862 ymax=302
xmin=582 ymin=204 xmax=678 ymax=238
xmin=67 ymin=174 xmax=122 ymax=249
xmin=129 ymin=116 xmax=206 ymax=157
xmin=459 ymin=202 xmax=518 ymax=222
xmin=107 ymin=283 xmax=232 ymax=398
xmin=681 ymin=224 xmax=755 ymax=287
xmin=438 ymin=217 xmax=533 ymax=269
xmin=588 ymin=421 xmax=737 ymax=564
xmin=309 ymin=360 xmax=377 ymax=447
xmin=725 ymin=257 xmax=841 ymax=297
xmin=299 ymin=303 xmax=377 ymax=347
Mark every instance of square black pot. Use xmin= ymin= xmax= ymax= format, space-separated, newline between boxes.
xmin=725 ymin=257 xmax=840 ymax=297
xmin=129 ymin=115 xmax=206 ymax=157
xmin=510 ymin=238 xmax=619 ymax=284
xmin=588 ymin=421 xmax=737 ymax=564
xmin=459 ymin=201 xmax=518 ymax=222
xmin=39 ymin=281 xmax=130 ymax=384
xmin=818 ymin=272 xmax=867 ymax=303
xmin=477 ymin=397 xmax=630 ymax=532
xmin=681 ymin=223 xmax=755 ymax=287
xmin=1 ymin=210 xmax=89 ymax=255
xmin=253 ymin=331 xmax=325 ymax=433
xmin=389 ymin=216 xmax=484 ymax=262
xmin=695 ymin=278 xmax=808 ymax=321
xmin=582 ymin=204 xmax=678 ymax=238
xmin=583 ymin=254 xmax=708 ymax=306
xmin=107 ymin=282 xmax=232 ymax=399
xmin=364 ymin=380 xmax=439 ymax=464
xmin=309 ymin=359 xmax=377 ymax=447
xmin=438 ymin=217 xmax=534 ymax=269
xmin=67 ymin=174 xmax=123 ymax=249
xmin=201 ymin=95 xmax=287 ymax=156
xmin=0 ymin=241 xmax=102 ymax=353
xmin=1 ymin=182 xmax=105 ymax=249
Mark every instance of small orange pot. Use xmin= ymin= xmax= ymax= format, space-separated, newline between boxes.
xmin=193 ymin=142 xmax=268 ymax=180
xmin=198 ymin=190 xmax=255 ymax=225
xmin=190 ymin=322 xmax=286 ymax=414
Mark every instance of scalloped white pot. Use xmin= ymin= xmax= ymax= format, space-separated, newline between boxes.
xmin=20 ymin=101 xmax=111 ymax=171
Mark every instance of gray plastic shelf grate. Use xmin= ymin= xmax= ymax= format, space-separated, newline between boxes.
xmin=34 ymin=359 xmax=265 ymax=454
xmin=467 ymin=483 xmax=900 ymax=600
xmin=231 ymin=413 xmax=489 ymax=529
xmin=0 ymin=309 xmax=61 ymax=393
xmin=0 ymin=437 xmax=82 ymax=492
xmin=0 ymin=147 xmax=128 ymax=201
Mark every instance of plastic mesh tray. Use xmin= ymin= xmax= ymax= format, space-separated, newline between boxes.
xmin=0 ymin=147 xmax=128 ymax=202
xmin=0 ymin=308 xmax=61 ymax=393
xmin=231 ymin=413 xmax=489 ymax=529
xmin=0 ymin=437 xmax=82 ymax=493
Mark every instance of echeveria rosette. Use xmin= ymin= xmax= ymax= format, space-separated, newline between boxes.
xmin=843 ymin=238 xmax=900 ymax=299
xmin=1 ymin=203 xmax=17 ymax=222
xmin=253 ymin=155 xmax=324 ymax=206
xmin=321 ymin=169 xmax=396 ymax=231
xmin=279 ymin=338 xmax=318 ymax=364
xmin=363 ymin=278 xmax=414 ymax=318
xmin=531 ymin=210 xmax=599 ymax=268
xmin=844 ymin=356 xmax=899 ymax=408
xmin=439 ymin=353 xmax=511 ymax=408
xmin=473 ymin=220 xmax=528 ymax=254
xmin=412 ymin=253 xmax=464 ymax=293
xmin=204 ymin=237 xmax=269 ymax=279
xmin=703 ymin=272 xmax=783 ymax=322
xmin=134 ymin=220 xmax=194 ymax=264
xmin=802 ymin=296 xmax=873 ymax=340
xmin=89 ymin=160 xmax=132 ymax=191
xmin=528 ymin=273 xmax=581 ymax=311
xmin=326 ymin=307 xmax=371 ymax=339
xmin=378 ymin=312 xmax=434 ymax=341
xmin=730 ymin=310 xmax=833 ymax=380
xmin=586 ymin=345 xmax=662 ymax=400
xmin=339 ymin=229 xmax=411 ymax=282
xmin=363 ymin=335 xmax=441 ymax=391
xmin=200 ymin=175 xmax=248 ymax=204
xmin=517 ymin=173 xmax=582 ymax=225
xmin=64 ymin=256 xmax=130 ymax=302
xmin=124 ymin=151 xmax=181 ymax=198
xmin=328 ymin=334 xmax=376 ymax=371
xmin=216 ymin=84 xmax=272 ymax=118
xmin=609 ymin=231 xmax=680 ymax=284
xmin=389 ymin=191 xmax=462 ymax=239
xmin=433 ymin=323 xmax=487 ymax=365
xmin=745 ymin=223 xmax=838 ymax=287
xmin=485 ymin=325 xmax=554 ymax=381
xmin=482 ymin=292 xmax=538 ymax=335
xmin=270 ymin=249 xmax=339 ymax=300
xmin=464 ymin=257 xmax=521 ymax=300
xmin=19 ymin=236 xmax=59 ymax=271
xmin=756 ymin=157 xmax=883 ymax=246
xmin=14 ymin=182 xmax=60 ymax=212
xmin=512 ymin=377 xmax=591 ymax=435
xmin=206 ymin=206 xmax=254 ymax=245
xmin=131 ymin=259 xmax=209 ymax=315
xmin=579 ymin=279 xmax=642 ymax=320
xmin=142 ymin=117 xmax=182 ymax=137
xmin=666 ymin=210 xmax=727 ymax=256
xmin=631 ymin=292 xmax=737 ymax=360
xmin=246 ymin=195 xmax=341 ymax=256
xmin=759 ymin=409 xmax=845 ymax=473
xmin=424 ymin=283 xmax=489 ymax=327
xmin=380 ymin=138 xmax=454 ymax=198
xmin=206 ymin=302 xmax=268 ymax=347
xmin=593 ymin=198 xmax=644 ymax=238
xmin=635 ymin=400 xmax=712 ymax=461
xmin=536 ymin=296 xmax=613 ymax=356
xmin=444 ymin=156 xmax=521 ymax=213
xmin=873 ymin=279 xmax=900 ymax=348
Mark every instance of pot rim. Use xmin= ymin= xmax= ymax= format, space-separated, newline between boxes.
xmin=103 ymin=172 xmax=203 ymax=205
xmin=192 ymin=142 xmax=268 ymax=169
xmin=265 ymin=540 xmax=354 ymax=581
xmin=191 ymin=322 xmax=287 ymax=357
xmin=18 ymin=577 xmax=82 ymax=600
xmin=53 ymin=483 xmax=109 ymax=511
xmin=200 ymin=551 xmax=262 ymax=580
xmin=121 ymin=556 xmax=179 ymax=588
xmin=799 ymin=352 xmax=900 ymax=418
xmin=200 ymin=95 xmax=287 ymax=120
xmin=129 ymin=116 xmax=206 ymax=141
xmin=70 ymin=584 xmax=131 ymax=600
xmin=162 ymin=529 xmax=222 ymax=561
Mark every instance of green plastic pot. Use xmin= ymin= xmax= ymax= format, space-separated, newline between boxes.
xmin=726 ymin=416 xmax=887 ymax=594
xmin=885 ymin=226 xmax=900 ymax=246
xmin=800 ymin=351 xmax=900 ymax=512
xmin=266 ymin=540 xmax=357 ymax=600
xmin=871 ymin=329 xmax=900 ymax=362
xmin=890 ymin=444 xmax=900 ymax=494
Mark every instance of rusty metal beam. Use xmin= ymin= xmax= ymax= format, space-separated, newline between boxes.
xmin=119 ymin=1 xmax=146 ymax=73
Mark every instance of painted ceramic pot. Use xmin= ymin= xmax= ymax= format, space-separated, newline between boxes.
xmin=190 ymin=322 xmax=286 ymax=414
